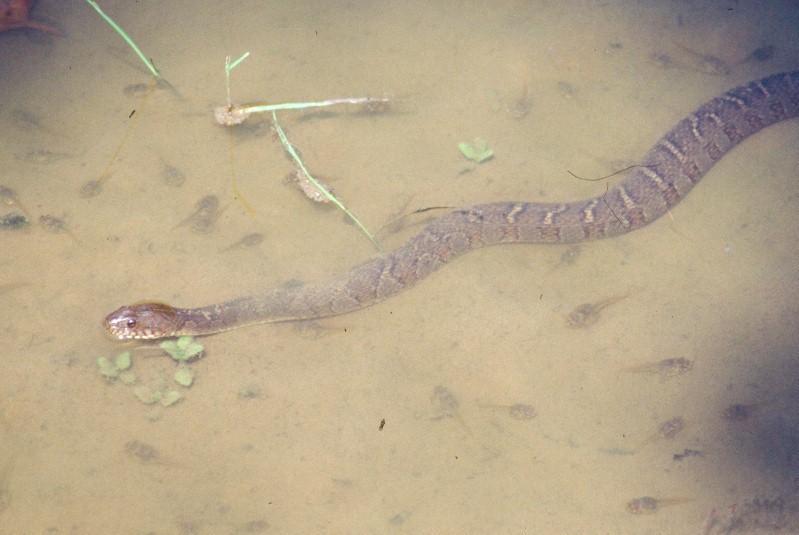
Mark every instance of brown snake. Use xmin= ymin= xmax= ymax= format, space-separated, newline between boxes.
xmin=105 ymin=71 xmax=799 ymax=340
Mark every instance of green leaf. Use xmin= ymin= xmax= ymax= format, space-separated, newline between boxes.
xmin=119 ymin=371 xmax=137 ymax=385
xmin=174 ymin=367 xmax=194 ymax=387
xmin=183 ymin=342 xmax=203 ymax=358
xmin=97 ymin=357 xmax=119 ymax=379
xmin=133 ymin=385 xmax=161 ymax=404
xmin=458 ymin=138 xmax=494 ymax=163
xmin=160 ymin=390 xmax=182 ymax=407
xmin=159 ymin=340 xmax=177 ymax=352
xmin=226 ymin=51 xmax=250 ymax=73
xmin=114 ymin=351 xmax=132 ymax=370
xmin=160 ymin=336 xmax=204 ymax=362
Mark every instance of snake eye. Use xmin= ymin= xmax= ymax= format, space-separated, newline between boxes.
xmin=126 ymin=318 xmax=137 ymax=328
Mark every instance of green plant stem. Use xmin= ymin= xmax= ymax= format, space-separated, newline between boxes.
xmin=84 ymin=0 xmax=160 ymax=78
xmin=271 ymin=111 xmax=381 ymax=251
xmin=226 ymin=52 xmax=250 ymax=72
xmin=244 ymin=97 xmax=388 ymax=115
xmin=225 ymin=52 xmax=250 ymax=108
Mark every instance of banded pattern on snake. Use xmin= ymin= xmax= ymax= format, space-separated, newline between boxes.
xmin=105 ymin=71 xmax=799 ymax=340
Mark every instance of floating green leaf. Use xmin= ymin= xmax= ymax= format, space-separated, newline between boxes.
xmin=114 ymin=351 xmax=132 ymax=370
xmin=97 ymin=356 xmax=119 ymax=379
xmin=98 ymin=348 xmax=194 ymax=408
xmin=458 ymin=138 xmax=494 ymax=163
xmin=119 ymin=371 xmax=137 ymax=385
xmin=98 ymin=351 xmax=134 ymax=380
xmin=133 ymin=385 xmax=161 ymax=404
xmin=174 ymin=367 xmax=194 ymax=387
xmin=160 ymin=390 xmax=182 ymax=407
xmin=160 ymin=336 xmax=204 ymax=362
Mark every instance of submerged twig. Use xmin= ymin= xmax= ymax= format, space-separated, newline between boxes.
xmin=271 ymin=112 xmax=380 ymax=251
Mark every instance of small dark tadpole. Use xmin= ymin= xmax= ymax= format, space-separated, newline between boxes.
xmin=0 ymin=213 xmax=29 ymax=229
xmin=627 ymin=496 xmax=659 ymax=514
xmin=379 ymin=418 xmax=386 ymax=431
xmin=722 ymin=402 xmax=760 ymax=422
xmin=125 ymin=440 xmax=160 ymax=463
xmin=657 ymin=417 xmax=685 ymax=439
xmin=176 ymin=195 xmax=221 ymax=234
xmin=566 ymin=293 xmax=629 ymax=328
xmin=750 ymin=45 xmax=775 ymax=62
xmin=161 ymin=160 xmax=186 ymax=187
xmin=626 ymin=496 xmax=692 ymax=514
xmin=221 ymin=232 xmax=264 ymax=252
xmin=79 ymin=179 xmax=103 ymax=198
xmin=508 ymin=404 xmax=537 ymax=420
xmin=123 ymin=82 xmax=150 ymax=97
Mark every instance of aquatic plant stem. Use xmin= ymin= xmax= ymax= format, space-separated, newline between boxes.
xmin=244 ymin=97 xmax=388 ymax=115
xmin=271 ymin=111 xmax=381 ymax=252
xmin=225 ymin=52 xmax=250 ymax=108
xmin=84 ymin=0 xmax=160 ymax=78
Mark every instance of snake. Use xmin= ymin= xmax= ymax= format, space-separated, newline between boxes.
xmin=104 ymin=71 xmax=799 ymax=340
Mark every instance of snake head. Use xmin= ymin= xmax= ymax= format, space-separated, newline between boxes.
xmin=104 ymin=302 xmax=181 ymax=340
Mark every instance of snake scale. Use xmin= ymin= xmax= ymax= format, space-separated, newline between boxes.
xmin=105 ymin=71 xmax=799 ymax=340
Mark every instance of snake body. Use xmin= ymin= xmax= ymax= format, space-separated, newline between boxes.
xmin=105 ymin=71 xmax=799 ymax=340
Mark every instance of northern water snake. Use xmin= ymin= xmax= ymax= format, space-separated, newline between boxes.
xmin=105 ymin=71 xmax=799 ymax=340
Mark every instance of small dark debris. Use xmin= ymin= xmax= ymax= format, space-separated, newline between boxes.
xmin=559 ymin=245 xmax=581 ymax=266
xmin=508 ymin=404 xmax=537 ymax=420
xmin=673 ymin=448 xmax=704 ymax=461
xmin=0 ymin=488 xmax=9 ymax=514
xmin=162 ymin=160 xmax=186 ymax=187
xmin=557 ymin=81 xmax=577 ymax=98
xmin=431 ymin=385 xmax=459 ymax=417
xmin=39 ymin=215 xmax=68 ymax=234
xmin=657 ymin=417 xmax=685 ymax=439
xmin=125 ymin=440 xmax=160 ymax=463
xmin=626 ymin=496 xmax=659 ymax=514
xmin=240 ymin=519 xmax=269 ymax=533
xmin=723 ymin=403 xmax=756 ymax=422
xmin=79 ymin=179 xmax=103 ymax=198
xmin=238 ymin=384 xmax=263 ymax=399
xmin=123 ymin=83 xmax=150 ymax=98
xmin=389 ymin=511 xmax=411 ymax=525
xmin=15 ymin=148 xmax=70 ymax=164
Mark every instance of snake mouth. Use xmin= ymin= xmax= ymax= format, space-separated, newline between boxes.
xmin=102 ymin=317 xmax=143 ymax=340
xmin=103 ymin=324 xmax=158 ymax=340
